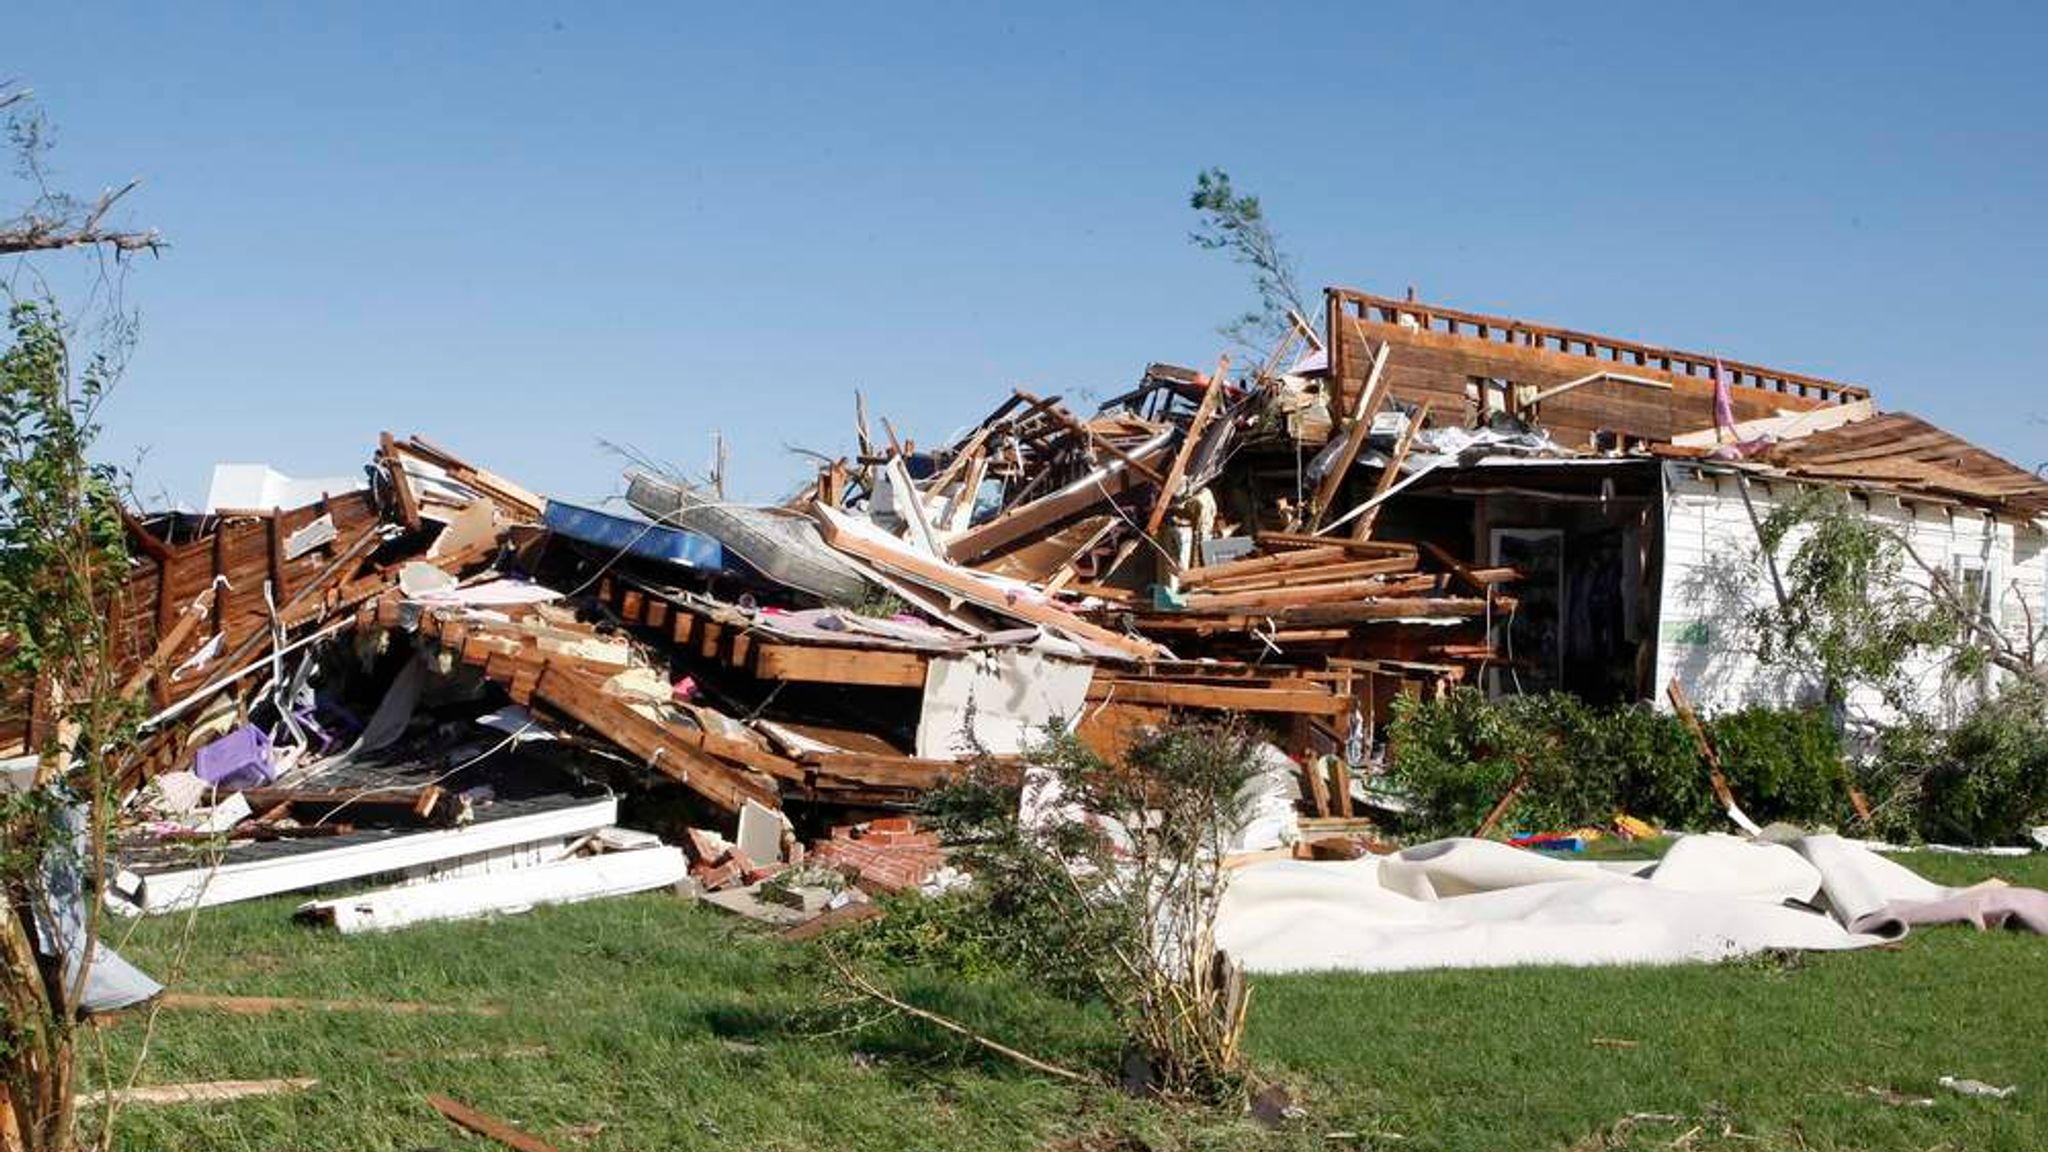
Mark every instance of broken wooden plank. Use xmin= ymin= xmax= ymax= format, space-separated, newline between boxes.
xmin=1420 ymin=541 xmax=1517 ymax=592
xmin=1142 ymin=355 xmax=1230 ymax=539
xmin=379 ymin=431 xmax=422 ymax=531
xmin=1666 ymin=678 xmax=1761 ymax=835
xmin=529 ymin=665 xmax=784 ymax=811
xmin=1472 ymin=767 xmax=1531 ymax=839
xmin=1352 ymin=401 xmax=1430 ymax=541
xmin=1180 ymin=545 xmax=1348 ymax=588
xmin=751 ymin=643 xmax=927 ymax=688
xmin=157 ymin=992 xmax=502 ymax=1017
xmin=427 ymin=1094 xmax=563 ymax=1152
xmin=1302 ymin=755 xmax=1331 ymax=817
xmin=1179 ymin=568 xmax=1419 ymax=612
xmin=1309 ymin=337 xmax=1391 ymax=529
xmin=1253 ymin=532 xmax=1418 ymax=557
xmin=82 ymin=1079 xmax=316 ymax=1109
xmin=813 ymin=503 xmax=1163 ymax=659
xmin=942 ymin=436 xmax=1172 ymax=564
xmin=1085 ymin=678 xmax=1346 ymax=716
xmin=1194 ymin=555 xmax=1419 ymax=594
xmin=230 ymin=785 xmax=455 ymax=827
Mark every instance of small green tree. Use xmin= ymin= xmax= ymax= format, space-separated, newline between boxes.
xmin=1 ymin=300 xmax=142 ymax=1152
xmin=912 ymin=721 xmax=1262 ymax=1102
xmin=1749 ymin=484 xmax=2046 ymax=844
xmin=1188 ymin=168 xmax=1306 ymax=354
xmin=2 ymin=81 xmax=156 ymax=1152
xmin=1750 ymin=486 xmax=1971 ymax=715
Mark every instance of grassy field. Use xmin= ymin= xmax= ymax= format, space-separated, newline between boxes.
xmin=87 ymin=851 xmax=2046 ymax=1152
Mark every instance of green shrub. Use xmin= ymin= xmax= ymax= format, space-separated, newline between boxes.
xmin=1866 ymin=681 xmax=2048 ymax=846
xmin=834 ymin=889 xmax=1022 ymax=983
xmin=907 ymin=721 xmax=1266 ymax=1101
xmin=1711 ymin=705 xmax=1845 ymax=824
xmin=1385 ymin=689 xmax=1848 ymax=839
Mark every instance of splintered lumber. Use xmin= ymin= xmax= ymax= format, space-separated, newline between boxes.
xmin=402 ymin=603 xmax=785 ymax=812
xmin=232 ymin=785 xmax=455 ymax=827
xmin=1666 ymin=678 xmax=1762 ymax=836
xmin=925 ymin=395 xmax=1015 ymax=494
xmin=1180 ymin=546 xmax=1348 ymax=588
xmin=1309 ymin=337 xmax=1392 ymax=529
xmin=83 ymin=1079 xmax=316 ymax=1108
xmin=119 ymin=594 xmax=209 ymax=700
xmin=1142 ymin=354 xmax=1230 ymax=538
xmin=1253 ymin=533 xmax=1418 ymax=557
xmin=813 ymin=503 xmax=1163 ymax=659
xmin=944 ymin=436 xmax=1172 ymax=563
xmin=976 ymin=513 xmax=1116 ymax=584
xmin=1298 ymin=816 xmax=1380 ymax=838
xmin=378 ymin=432 xmax=422 ymax=530
xmin=393 ymin=435 xmax=546 ymax=522
xmin=1179 ymin=570 xmax=1420 ymax=613
xmin=1260 ymin=595 xmax=1508 ymax=628
xmin=529 ymin=666 xmax=785 ymax=810
xmin=157 ymin=992 xmax=502 ymax=1017
xmin=1086 ymin=678 xmax=1347 ymax=716
xmin=1327 ymin=756 xmax=1354 ymax=818
xmin=1042 ymin=517 xmax=1120 ymax=593
xmin=1352 ymin=401 xmax=1430 ymax=541
xmin=1472 ymin=767 xmax=1531 ymax=839
xmin=1193 ymin=555 xmax=1419 ymax=594
xmin=750 ymin=643 xmax=927 ymax=688
xmin=427 ymin=1094 xmax=564 ymax=1152
xmin=139 ymin=519 xmax=389 ymax=734
xmin=1420 ymin=541 xmax=1518 ymax=592
xmin=1302 ymin=755 xmax=1331 ymax=816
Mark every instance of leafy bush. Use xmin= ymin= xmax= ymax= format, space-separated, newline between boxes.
xmin=1709 ymin=705 xmax=1846 ymax=823
xmin=906 ymin=721 xmax=1264 ymax=1101
xmin=833 ymin=889 xmax=1022 ymax=984
xmin=1386 ymin=689 xmax=1847 ymax=839
xmin=1864 ymin=681 xmax=2048 ymax=846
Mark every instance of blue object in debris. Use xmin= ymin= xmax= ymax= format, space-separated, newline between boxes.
xmin=543 ymin=500 xmax=726 ymax=570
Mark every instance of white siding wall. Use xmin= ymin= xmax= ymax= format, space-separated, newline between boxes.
xmin=1653 ymin=464 xmax=2047 ymax=722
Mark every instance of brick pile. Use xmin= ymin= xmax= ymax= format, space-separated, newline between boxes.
xmin=681 ymin=826 xmax=789 ymax=892
xmin=808 ymin=816 xmax=944 ymax=894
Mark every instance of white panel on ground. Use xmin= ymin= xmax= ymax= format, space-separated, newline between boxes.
xmin=300 ymin=846 xmax=687 ymax=933
xmin=135 ymin=796 xmax=620 ymax=913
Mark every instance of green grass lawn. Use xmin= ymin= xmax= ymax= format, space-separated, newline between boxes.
xmin=89 ymin=851 xmax=2047 ymax=1152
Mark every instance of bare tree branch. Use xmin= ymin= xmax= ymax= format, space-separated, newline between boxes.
xmin=1 ymin=83 xmax=161 ymax=258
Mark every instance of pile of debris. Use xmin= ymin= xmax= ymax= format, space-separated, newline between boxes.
xmin=11 ymin=281 xmax=2043 ymax=941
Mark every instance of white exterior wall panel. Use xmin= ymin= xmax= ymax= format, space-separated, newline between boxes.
xmin=1654 ymin=464 xmax=2046 ymax=722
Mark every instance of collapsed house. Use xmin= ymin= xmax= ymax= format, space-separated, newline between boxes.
xmin=2 ymin=283 xmax=2041 ymax=933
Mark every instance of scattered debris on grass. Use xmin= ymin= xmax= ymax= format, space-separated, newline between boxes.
xmin=80 ymin=1079 xmax=315 ymax=1109
xmin=1939 ymin=1074 xmax=2018 ymax=1100
xmin=426 ymin=1093 xmax=564 ymax=1152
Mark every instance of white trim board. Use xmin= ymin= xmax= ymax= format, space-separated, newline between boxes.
xmin=129 ymin=796 xmax=619 ymax=914
xmin=298 ymin=845 xmax=687 ymax=933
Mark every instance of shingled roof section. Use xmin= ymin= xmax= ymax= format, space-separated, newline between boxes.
xmin=1760 ymin=411 xmax=2048 ymax=518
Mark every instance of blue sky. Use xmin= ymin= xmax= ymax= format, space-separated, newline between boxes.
xmin=15 ymin=2 xmax=2047 ymax=507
